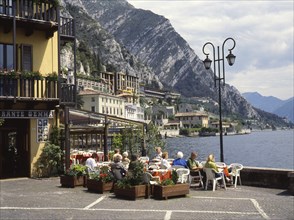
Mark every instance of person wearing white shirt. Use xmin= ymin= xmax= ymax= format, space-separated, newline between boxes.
xmin=161 ymin=151 xmax=171 ymax=169
xmin=85 ymin=152 xmax=98 ymax=171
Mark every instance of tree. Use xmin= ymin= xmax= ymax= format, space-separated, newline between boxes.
xmin=145 ymin=122 xmax=165 ymax=158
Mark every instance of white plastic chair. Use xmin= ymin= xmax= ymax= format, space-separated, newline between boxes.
xmin=176 ymin=168 xmax=190 ymax=183
xmin=204 ymin=168 xmax=226 ymax=191
xmin=148 ymin=164 xmax=160 ymax=170
xmin=229 ymin=163 xmax=243 ymax=188
xmin=139 ymin=156 xmax=149 ymax=163
xmin=142 ymin=172 xmax=160 ymax=185
xmin=172 ymin=165 xmax=185 ymax=170
xmin=189 ymin=170 xmax=204 ymax=189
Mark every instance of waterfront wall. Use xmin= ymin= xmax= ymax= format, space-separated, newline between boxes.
xmin=241 ymin=167 xmax=294 ymax=195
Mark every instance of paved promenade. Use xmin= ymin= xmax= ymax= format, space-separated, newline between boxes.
xmin=0 ymin=177 xmax=293 ymax=219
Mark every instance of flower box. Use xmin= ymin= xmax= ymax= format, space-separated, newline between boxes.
xmin=153 ymin=183 xmax=190 ymax=200
xmin=113 ymin=184 xmax=149 ymax=200
xmin=87 ymin=179 xmax=113 ymax=193
xmin=60 ymin=175 xmax=85 ymax=188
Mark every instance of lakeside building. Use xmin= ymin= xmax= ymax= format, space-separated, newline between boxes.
xmin=0 ymin=1 xmax=76 ymax=178
xmin=175 ymin=112 xmax=209 ymax=128
xmin=79 ymin=89 xmax=126 ymax=117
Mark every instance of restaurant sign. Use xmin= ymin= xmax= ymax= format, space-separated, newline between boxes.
xmin=0 ymin=110 xmax=54 ymax=118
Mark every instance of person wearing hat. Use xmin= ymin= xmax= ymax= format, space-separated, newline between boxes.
xmin=172 ymin=151 xmax=188 ymax=168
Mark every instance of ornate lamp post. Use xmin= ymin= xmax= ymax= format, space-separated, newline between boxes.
xmin=202 ymin=37 xmax=236 ymax=162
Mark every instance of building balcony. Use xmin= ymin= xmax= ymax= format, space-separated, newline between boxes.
xmin=0 ymin=75 xmax=77 ymax=108
xmin=0 ymin=76 xmax=58 ymax=100
xmin=0 ymin=0 xmax=58 ymax=38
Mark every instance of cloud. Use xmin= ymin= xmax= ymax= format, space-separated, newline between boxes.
xmin=128 ymin=0 xmax=294 ymax=100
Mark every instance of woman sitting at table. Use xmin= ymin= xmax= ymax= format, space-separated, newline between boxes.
xmin=160 ymin=151 xmax=171 ymax=169
xmin=111 ymin=155 xmax=127 ymax=181
xmin=205 ymin=154 xmax=231 ymax=183
xmin=204 ymin=154 xmax=222 ymax=178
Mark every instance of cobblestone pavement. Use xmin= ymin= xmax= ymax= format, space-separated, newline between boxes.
xmin=0 ymin=177 xmax=293 ymax=220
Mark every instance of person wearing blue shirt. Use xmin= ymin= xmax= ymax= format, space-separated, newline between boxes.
xmin=172 ymin=151 xmax=188 ymax=168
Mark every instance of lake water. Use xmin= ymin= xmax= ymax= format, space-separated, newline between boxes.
xmin=164 ymin=130 xmax=294 ymax=170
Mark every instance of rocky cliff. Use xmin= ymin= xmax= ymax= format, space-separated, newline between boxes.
xmin=59 ymin=0 xmax=292 ymax=126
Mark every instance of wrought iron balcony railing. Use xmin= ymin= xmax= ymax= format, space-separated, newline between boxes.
xmin=0 ymin=76 xmax=58 ymax=100
xmin=60 ymin=83 xmax=76 ymax=105
xmin=0 ymin=0 xmax=58 ymax=22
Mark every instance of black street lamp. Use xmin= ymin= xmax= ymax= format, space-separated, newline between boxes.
xmin=202 ymin=37 xmax=236 ymax=162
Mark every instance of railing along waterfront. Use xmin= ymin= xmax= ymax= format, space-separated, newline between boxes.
xmin=0 ymin=0 xmax=58 ymax=22
xmin=0 ymin=77 xmax=58 ymax=99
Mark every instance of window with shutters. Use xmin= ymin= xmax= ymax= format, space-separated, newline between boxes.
xmin=21 ymin=44 xmax=32 ymax=71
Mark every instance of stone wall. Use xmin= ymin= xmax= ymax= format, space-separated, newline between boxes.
xmin=241 ymin=167 xmax=294 ymax=195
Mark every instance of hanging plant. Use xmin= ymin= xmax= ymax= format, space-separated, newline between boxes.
xmin=46 ymin=72 xmax=58 ymax=81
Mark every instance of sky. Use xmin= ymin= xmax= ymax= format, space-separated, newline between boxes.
xmin=127 ymin=0 xmax=294 ymax=100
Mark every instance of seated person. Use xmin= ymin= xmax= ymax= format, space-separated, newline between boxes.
xmin=204 ymin=154 xmax=222 ymax=178
xmin=110 ymin=155 xmax=127 ymax=181
xmin=172 ymin=151 xmax=188 ymax=168
xmin=160 ymin=151 xmax=171 ymax=169
xmin=187 ymin=151 xmax=206 ymax=185
xmin=128 ymin=154 xmax=141 ymax=171
xmin=154 ymin=147 xmax=162 ymax=160
xmin=85 ymin=152 xmax=98 ymax=172
xmin=113 ymin=148 xmax=122 ymax=161
xmin=187 ymin=152 xmax=202 ymax=171
xmin=204 ymin=154 xmax=231 ymax=183
xmin=122 ymin=151 xmax=130 ymax=169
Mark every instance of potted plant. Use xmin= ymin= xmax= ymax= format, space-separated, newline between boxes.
xmin=87 ymin=166 xmax=114 ymax=193
xmin=113 ymin=160 xmax=149 ymax=200
xmin=60 ymin=164 xmax=87 ymax=188
xmin=153 ymin=170 xmax=190 ymax=200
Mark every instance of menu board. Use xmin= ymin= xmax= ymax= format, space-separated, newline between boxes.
xmin=37 ymin=119 xmax=48 ymax=142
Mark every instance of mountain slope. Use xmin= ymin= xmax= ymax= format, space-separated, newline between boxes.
xmin=60 ymin=0 xmax=292 ymax=127
xmin=243 ymin=92 xmax=294 ymax=122
xmin=242 ymin=92 xmax=284 ymax=113
xmin=73 ymin=0 xmax=259 ymax=119
xmin=274 ymin=98 xmax=294 ymax=122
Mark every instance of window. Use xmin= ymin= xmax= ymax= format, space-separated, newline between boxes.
xmin=0 ymin=0 xmax=13 ymax=15
xmin=0 ymin=43 xmax=14 ymax=70
xmin=91 ymin=97 xmax=95 ymax=102
xmin=91 ymin=106 xmax=95 ymax=112
xmin=21 ymin=44 xmax=32 ymax=71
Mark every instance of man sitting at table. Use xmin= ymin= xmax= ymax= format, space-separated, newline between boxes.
xmin=172 ymin=151 xmax=188 ymax=168
xmin=85 ymin=153 xmax=98 ymax=172
xmin=154 ymin=147 xmax=162 ymax=160
xmin=187 ymin=151 xmax=206 ymax=186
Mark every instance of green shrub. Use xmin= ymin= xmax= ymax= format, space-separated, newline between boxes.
xmin=36 ymin=143 xmax=63 ymax=177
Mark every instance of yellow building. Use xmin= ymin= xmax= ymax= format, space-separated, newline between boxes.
xmin=175 ymin=112 xmax=209 ymax=128
xmin=0 ymin=0 xmax=76 ymax=178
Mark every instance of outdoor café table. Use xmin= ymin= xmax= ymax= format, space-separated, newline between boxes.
xmin=149 ymin=169 xmax=171 ymax=182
